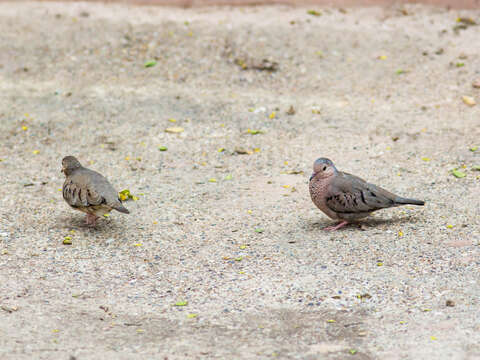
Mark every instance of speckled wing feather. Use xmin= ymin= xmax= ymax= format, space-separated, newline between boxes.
xmin=63 ymin=168 xmax=129 ymax=213
xmin=63 ymin=172 xmax=106 ymax=208
xmin=325 ymin=172 xmax=398 ymax=214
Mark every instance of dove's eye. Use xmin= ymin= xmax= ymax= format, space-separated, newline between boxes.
xmin=323 ymin=166 xmax=327 ymax=171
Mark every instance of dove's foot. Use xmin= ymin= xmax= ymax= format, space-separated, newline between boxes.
xmin=323 ymin=221 xmax=349 ymax=231
xmin=85 ymin=213 xmax=99 ymax=226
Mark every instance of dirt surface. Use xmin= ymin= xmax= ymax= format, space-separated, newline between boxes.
xmin=0 ymin=2 xmax=479 ymax=359
xmin=15 ymin=0 xmax=480 ymax=10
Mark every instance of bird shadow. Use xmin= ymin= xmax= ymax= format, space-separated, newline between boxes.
xmin=54 ymin=215 xmax=127 ymax=234
xmin=306 ymin=215 xmax=421 ymax=232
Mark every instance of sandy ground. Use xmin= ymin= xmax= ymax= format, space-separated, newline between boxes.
xmin=0 ymin=2 xmax=479 ymax=359
xmin=15 ymin=0 xmax=480 ymax=10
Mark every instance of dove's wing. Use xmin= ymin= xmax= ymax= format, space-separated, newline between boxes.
xmin=325 ymin=172 xmax=398 ymax=214
xmin=63 ymin=170 xmax=106 ymax=208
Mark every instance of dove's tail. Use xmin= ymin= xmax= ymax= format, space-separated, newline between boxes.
xmin=394 ymin=197 xmax=425 ymax=206
xmin=114 ymin=203 xmax=130 ymax=214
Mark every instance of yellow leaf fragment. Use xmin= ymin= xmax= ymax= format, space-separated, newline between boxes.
xmin=119 ymin=189 xmax=138 ymax=201
xmin=398 ymin=231 xmax=404 ymax=237
xmin=269 ymin=111 xmax=276 ymax=119
xmin=446 ymin=224 xmax=453 ymax=229
xmin=133 ymin=243 xmax=142 ymax=247
xmin=378 ymin=55 xmax=387 ymax=60
xmin=165 ymin=127 xmax=184 ymax=133
xmin=326 ymin=319 xmax=336 ymax=323
xmin=32 ymin=150 xmax=40 ymax=155
xmin=421 ymin=157 xmax=431 ymax=162
xmin=208 ymin=178 xmax=217 ymax=183
xmin=462 ymin=95 xmax=476 ymax=106
xmin=22 ymin=126 xmax=28 ymax=131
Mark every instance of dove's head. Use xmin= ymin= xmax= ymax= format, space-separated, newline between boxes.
xmin=310 ymin=158 xmax=337 ymax=181
xmin=62 ymin=156 xmax=82 ymax=176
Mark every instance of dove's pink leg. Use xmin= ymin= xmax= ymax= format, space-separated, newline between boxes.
xmin=323 ymin=220 xmax=349 ymax=231
xmin=85 ymin=213 xmax=99 ymax=226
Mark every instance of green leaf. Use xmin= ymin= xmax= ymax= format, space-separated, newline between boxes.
xmin=144 ymin=60 xmax=157 ymax=68
xmin=349 ymin=349 xmax=357 ymax=355
xmin=158 ymin=146 xmax=168 ymax=151
xmin=456 ymin=62 xmax=465 ymax=67
xmin=255 ymin=228 xmax=264 ymax=233
xmin=396 ymin=69 xmax=405 ymax=75
xmin=174 ymin=301 xmax=188 ymax=306
xmin=470 ymin=146 xmax=478 ymax=152
xmin=224 ymin=174 xmax=233 ymax=180
xmin=119 ymin=189 xmax=138 ymax=201
xmin=307 ymin=10 xmax=322 ymax=16
xmin=472 ymin=165 xmax=480 ymax=171
xmin=451 ymin=169 xmax=466 ymax=178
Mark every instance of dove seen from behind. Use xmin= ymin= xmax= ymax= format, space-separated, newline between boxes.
xmin=309 ymin=158 xmax=424 ymax=231
xmin=61 ymin=156 xmax=129 ymax=226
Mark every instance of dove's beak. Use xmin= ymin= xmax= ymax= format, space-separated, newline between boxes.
xmin=309 ymin=173 xmax=315 ymax=181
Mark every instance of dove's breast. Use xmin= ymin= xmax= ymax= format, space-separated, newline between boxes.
xmin=309 ymin=177 xmax=339 ymax=220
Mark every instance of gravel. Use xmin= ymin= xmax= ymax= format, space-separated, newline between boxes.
xmin=0 ymin=2 xmax=479 ymax=359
